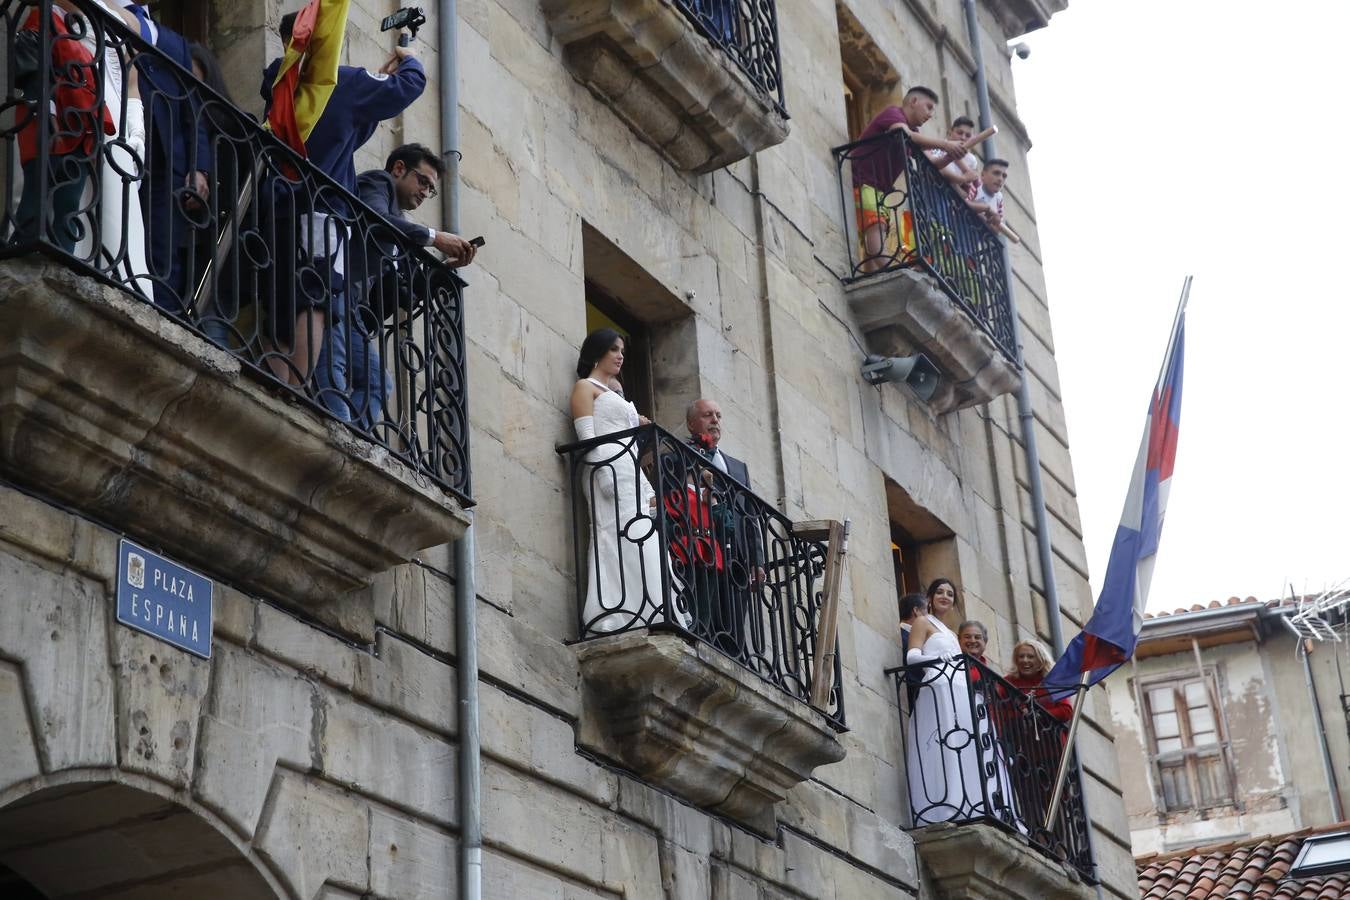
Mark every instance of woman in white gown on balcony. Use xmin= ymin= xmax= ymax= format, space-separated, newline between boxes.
xmin=904 ymin=577 xmax=1016 ymax=826
xmin=73 ymin=0 xmax=153 ymax=298
xmin=569 ymin=329 xmax=688 ymax=637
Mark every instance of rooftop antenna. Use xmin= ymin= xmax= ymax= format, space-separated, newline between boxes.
xmin=1281 ymin=579 xmax=1350 ymax=643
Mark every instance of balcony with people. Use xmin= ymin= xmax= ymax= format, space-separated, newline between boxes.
xmin=0 ymin=0 xmax=473 ymax=639
xmin=541 ymin=0 xmax=788 ymax=172
xmin=555 ymin=337 xmax=847 ymax=833
xmin=832 ymin=88 xmax=1023 ymax=412
xmin=888 ymin=584 xmax=1097 ymax=898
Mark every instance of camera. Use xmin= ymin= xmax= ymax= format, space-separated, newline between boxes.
xmin=380 ymin=7 xmax=427 ymax=45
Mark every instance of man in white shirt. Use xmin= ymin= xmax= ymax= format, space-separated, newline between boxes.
xmin=925 ymin=116 xmax=981 ymax=196
xmin=968 ymin=158 xmax=1009 ymax=230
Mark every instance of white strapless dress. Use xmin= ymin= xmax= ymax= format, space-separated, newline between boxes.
xmin=905 ymin=615 xmax=1016 ymax=826
xmin=577 ymin=387 xmax=687 ymax=634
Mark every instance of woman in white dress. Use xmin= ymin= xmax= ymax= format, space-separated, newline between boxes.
xmin=904 ymin=577 xmax=1015 ymax=826
xmin=569 ymin=330 xmax=688 ymax=635
xmin=74 ymin=0 xmax=152 ymax=297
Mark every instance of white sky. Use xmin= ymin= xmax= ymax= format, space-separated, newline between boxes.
xmin=1012 ymin=1 xmax=1349 ymax=612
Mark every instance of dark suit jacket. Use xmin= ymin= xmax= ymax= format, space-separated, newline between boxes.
xmin=356 ymin=169 xmax=435 ymax=247
xmin=687 ymin=437 xmax=760 ymax=567
xmin=349 ymin=168 xmax=434 ymax=316
xmin=686 ymin=437 xmax=750 ymax=489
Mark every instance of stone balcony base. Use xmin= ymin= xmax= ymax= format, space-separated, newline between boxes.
xmin=0 ymin=258 xmax=469 ymax=641
xmin=846 ymin=268 xmax=1021 ymax=412
xmin=574 ymin=630 xmax=845 ymax=833
xmin=913 ymin=822 xmax=1094 ymax=900
xmin=543 ymin=0 xmax=788 ymax=173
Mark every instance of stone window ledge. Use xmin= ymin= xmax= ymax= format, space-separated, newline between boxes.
xmin=846 ymin=269 xmax=1021 ymax=412
xmin=913 ymin=822 xmax=1095 ymax=900
xmin=0 ymin=259 xmax=469 ymax=641
xmin=574 ymin=630 xmax=846 ymax=834
xmin=543 ymin=0 xmax=789 ymax=173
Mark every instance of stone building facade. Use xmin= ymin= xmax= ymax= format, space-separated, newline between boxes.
xmin=0 ymin=0 xmax=1139 ymax=897
xmin=1108 ymin=596 xmax=1350 ymax=857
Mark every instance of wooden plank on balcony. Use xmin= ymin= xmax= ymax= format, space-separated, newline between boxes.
xmin=797 ymin=519 xmax=847 ymax=708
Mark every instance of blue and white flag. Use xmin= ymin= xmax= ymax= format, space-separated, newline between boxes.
xmin=1045 ymin=290 xmax=1187 ymax=696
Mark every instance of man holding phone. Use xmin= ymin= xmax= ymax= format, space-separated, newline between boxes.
xmin=350 ymin=143 xmax=479 ymax=428
xmin=358 ymin=143 xmax=477 ymax=267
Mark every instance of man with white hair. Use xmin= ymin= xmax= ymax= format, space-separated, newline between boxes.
xmin=683 ymin=398 xmax=765 ymax=657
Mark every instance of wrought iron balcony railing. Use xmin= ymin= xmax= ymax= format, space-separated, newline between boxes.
xmin=886 ymin=655 xmax=1095 ymax=882
xmin=556 ymin=423 xmax=844 ymax=728
xmin=0 ymin=0 xmax=470 ymax=502
xmin=833 ymin=128 xmax=1017 ymax=361
xmin=673 ymin=0 xmax=785 ymax=115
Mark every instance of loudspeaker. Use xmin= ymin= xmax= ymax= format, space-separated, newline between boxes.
xmin=860 ymin=353 xmax=941 ymax=402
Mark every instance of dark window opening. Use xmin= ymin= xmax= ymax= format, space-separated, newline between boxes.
xmin=585 ymin=282 xmax=655 ymax=419
xmin=145 ymin=1 xmax=210 ymax=44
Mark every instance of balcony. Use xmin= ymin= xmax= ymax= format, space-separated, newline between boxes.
xmin=556 ymin=424 xmax=845 ymax=833
xmin=885 ymin=656 xmax=1096 ymax=898
xmin=0 ymin=1 xmax=470 ymax=639
xmin=832 ymin=130 xmax=1021 ymax=412
xmin=542 ymin=0 xmax=789 ymax=172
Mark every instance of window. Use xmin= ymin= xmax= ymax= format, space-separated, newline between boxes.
xmin=1291 ymin=832 xmax=1350 ymax=879
xmin=1142 ymin=672 xmax=1234 ymax=811
xmin=836 ymin=3 xmax=900 ymax=141
xmin=884 ymin=477 xmax=955 ymax=617
xmin=841 ymin=62 xmax=868 ymax=142
xmin=890 ymin=524 xmax=921 ymax=601
xmin=145 ymin=1 xmax=210 ymax=43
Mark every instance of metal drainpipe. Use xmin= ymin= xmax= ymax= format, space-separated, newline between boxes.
xmin=959 ymin=0 xmax=1063 ymax=656
xmin=959 ymin=3 xmax=1101 ymax=892
xmin=1301 ymin=640 xmax=1345 ymax=822
xmin=437 ymin=0 xmax=482 ymax=896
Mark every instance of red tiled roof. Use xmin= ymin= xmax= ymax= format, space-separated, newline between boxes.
xmin=1137 ymin=827 xmax=1350 ymax=898
xmin=1142 ymin=595 xmax=1308 ymax=621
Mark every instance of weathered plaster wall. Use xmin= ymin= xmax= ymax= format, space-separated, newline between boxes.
xmin=1108 ymin=640 xmax=1296 ymax=856
xmin=1108 ymin=625 xmax=1350 ymax=857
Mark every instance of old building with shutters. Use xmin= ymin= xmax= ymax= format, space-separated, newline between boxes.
xmin=1109 ymin=594 xmax=1350 ymax=858
xmin=0 ymin=0 xmax=1138 ymax=897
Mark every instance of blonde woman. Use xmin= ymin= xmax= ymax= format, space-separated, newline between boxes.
xmin=1006 ymin=640 xmax=1073 ymax=722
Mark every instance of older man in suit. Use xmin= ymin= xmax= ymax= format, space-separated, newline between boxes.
xmin=685 ymin=399 xmax=765 ymax=658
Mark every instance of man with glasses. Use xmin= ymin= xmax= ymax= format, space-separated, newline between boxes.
xmin=361 ymin=144 xmax=476 ymax=265
xmin=350 ymin=144 xmax=476 ymax=429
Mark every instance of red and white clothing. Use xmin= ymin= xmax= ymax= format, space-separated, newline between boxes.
xmin=972 ymin=183 xmax=1004 ymax=219
xmin=1007 ymin=672 xmax=1073 ymax=722
xmin=927 ymin=148 xmax=981 ymax=198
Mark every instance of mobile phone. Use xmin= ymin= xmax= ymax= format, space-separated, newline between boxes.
xmin=469 ymin=236 xmax=485 ymax=248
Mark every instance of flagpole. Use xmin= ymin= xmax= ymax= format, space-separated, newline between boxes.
xmin=1158 ymin=276 xmax=1191 ymax=380
xmin=1044 ymin=276 xmax=1191 ymax=835
xmin=1044 ymin=672 xmax=1091 ymax=833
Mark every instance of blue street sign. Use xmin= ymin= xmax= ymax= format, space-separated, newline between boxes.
xmin=116 ymin=539 xmax=214 ymax=659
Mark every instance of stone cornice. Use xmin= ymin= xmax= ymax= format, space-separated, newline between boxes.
xmin=0 ymin=259 xmax=469 ymax=640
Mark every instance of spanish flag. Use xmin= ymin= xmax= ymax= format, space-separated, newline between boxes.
xmin=267 ymin=0 xmax=352 ymax=157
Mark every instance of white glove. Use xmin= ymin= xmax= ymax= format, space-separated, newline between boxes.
xmin=906 ymin=647 xmax=956 ymax=666
xmin=573 ymin=416 xmax=595 ymax=441
xmin=124 ymin=97 xmax=146 ymax=164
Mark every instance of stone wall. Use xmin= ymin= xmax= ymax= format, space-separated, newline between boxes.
xmin=0 ymin=0 xmax=1139 ymax=896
